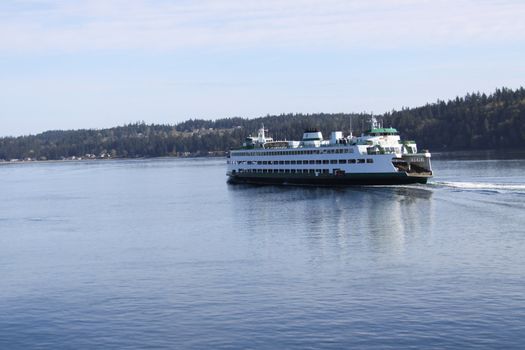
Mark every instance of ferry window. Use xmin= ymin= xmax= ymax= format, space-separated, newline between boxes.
xmin=291 ymin=160 xmax=296 ymax=164
xmin=309 ymin=169 xmax=315 ymax=174
xmin=330 ymin=160 xmax=337 ymax=164
xmin=262 ymin=169 xmax=267 ymax=173
xmin=366 ymin=159 xmax=374 ymax=163
xmin=285 ymin=160 xmax=290 ymax=164
xmin=285 ymin=169 xmax=290 ymax=173
xmin=279 ymin=169 xmax=284 ymax=173
xmin=291 ymin=169 xmax=296 ymax=174
xmin=257 ymin=161 xmax=262 ymax=165
xmin=358 ymin=159 xmax=365 ymax=163
xmin=323 ymin=160 xmax=329 ymax=164
xmin=316 ymin=160 xmax=322 ymax=164
xmin=322 ymin=149 xmax=327 ymax=154
xmin=344 ymin=149 xmax=349 ymax=153
xmin=309 ymin=160 xmax=315 ymax=164
xmin=279 ymin=161 xmax=284 ymax=165
xmin=323 ymin=169 xmax=329 ymax=174
xmin=263 ymin=161 xmax=268 ymax=165
xmin=349 ymin=159 xmax=356 ymax=164
xmin=339 ymin=159 xmax=347 ymax=164
xmin=257 ymin=169 xmax=262 ymax=173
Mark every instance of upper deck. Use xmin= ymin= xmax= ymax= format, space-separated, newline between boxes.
xmin=230 ymin=124 xmax=418 ymax=157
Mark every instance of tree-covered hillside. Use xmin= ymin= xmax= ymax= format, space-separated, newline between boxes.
xmin=383 ymin=87 xmax=525 ymax=150
xmin=1 ymin=87 xmax=524 ymax=161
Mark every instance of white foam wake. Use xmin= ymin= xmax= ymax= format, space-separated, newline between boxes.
xmin=432 ymin=181 xmax=525 ymax=192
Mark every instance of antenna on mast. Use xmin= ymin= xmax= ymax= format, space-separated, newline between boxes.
xmin=257 ymin=123 xmax=266 ymax=143
xmin=349 ymin=115 xmax=353 ymax=138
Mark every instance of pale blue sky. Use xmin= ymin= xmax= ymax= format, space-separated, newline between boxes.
xmin=1 ymin=0 xmax=524 ymax=136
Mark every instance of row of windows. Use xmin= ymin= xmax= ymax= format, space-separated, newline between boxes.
xmin=367 ymin=147 xmax=400 ymax=155
xmin=229 ymin=159 xmax=373 ymax=165
xmin=232 ymin=148 xmax=353 ymax=157
xmin=235 ymin=169 xmax=331 ymax=174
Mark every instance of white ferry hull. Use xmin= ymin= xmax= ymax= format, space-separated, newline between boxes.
xmin=227 ymin=124 xmax=432 ymax=187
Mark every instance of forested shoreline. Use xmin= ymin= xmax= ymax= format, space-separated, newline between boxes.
xmin=1 ymin=87 xmax=524 ymax=161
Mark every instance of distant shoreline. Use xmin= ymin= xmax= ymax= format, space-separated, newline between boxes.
xmin=2 ymin=150 xmax=525 ymax=167
xmin=0 ymin=154 xmax=226 ymax=166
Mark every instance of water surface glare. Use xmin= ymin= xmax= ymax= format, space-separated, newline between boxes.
xmin=1 ymin=156 xmax=524 ymax=349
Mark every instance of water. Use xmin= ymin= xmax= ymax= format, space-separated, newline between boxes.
xmin=1 ymin=154 xmax=524 ymax=349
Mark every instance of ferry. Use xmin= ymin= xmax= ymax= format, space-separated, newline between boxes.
xmin=226 ymin=118 xmax=432 ymax=186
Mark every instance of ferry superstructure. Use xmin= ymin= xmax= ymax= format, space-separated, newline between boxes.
xmin=226 ymin=119 xmax=432 ymax=186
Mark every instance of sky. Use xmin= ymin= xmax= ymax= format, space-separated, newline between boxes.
xmin=1 ymin=0 xmax=524 ymax=136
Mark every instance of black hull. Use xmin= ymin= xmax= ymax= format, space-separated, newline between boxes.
xmin=227 ymin=172 xmax=430 ymax=186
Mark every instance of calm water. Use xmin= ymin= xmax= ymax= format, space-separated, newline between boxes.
xmin=1 ymin=154 xmax=524 ymax=349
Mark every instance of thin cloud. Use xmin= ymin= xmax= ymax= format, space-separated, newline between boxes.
xmin=0 ymin=0 xmax=524 ymax=52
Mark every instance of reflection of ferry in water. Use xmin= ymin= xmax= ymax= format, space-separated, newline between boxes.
xmin=227 ymin=118 xmax=432 ymax=186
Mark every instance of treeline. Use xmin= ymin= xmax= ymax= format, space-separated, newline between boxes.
xmin=383 ymin=87 xmax=525 ymax=150
xmin=1 ymin=87 xmax=524 ymax=160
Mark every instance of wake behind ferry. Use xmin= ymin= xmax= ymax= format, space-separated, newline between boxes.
xmin=227 ymin=118 xmax=432 ymax=186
